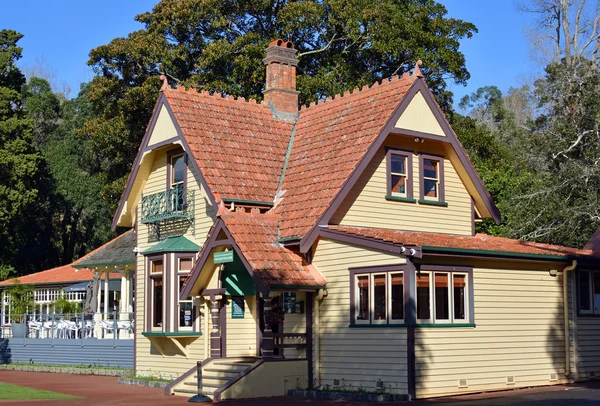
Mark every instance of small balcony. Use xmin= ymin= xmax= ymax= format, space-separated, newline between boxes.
xmin=140 ymin=186 xmax=195 ymax=225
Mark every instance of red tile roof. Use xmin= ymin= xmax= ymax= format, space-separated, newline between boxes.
xmin=164 ymin=88 xmax=294 ymax=203
xmin=0 ymin=231 xmax=132 ymax=287
xmin=327 ymin=226 xmax=600 ymax=258
xmin=221 ymin=212 xmax=325 ymax=287
xmin=274 ymin=74 xmax=417 ymax=238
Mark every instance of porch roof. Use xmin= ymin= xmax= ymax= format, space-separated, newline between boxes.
xmin=325 ymin=226 xmax=600 ymax=260
xmin=74 ymin=230 xmax=136 ymax=269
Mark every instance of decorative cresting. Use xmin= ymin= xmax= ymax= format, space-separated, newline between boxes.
xmin=140 ymin=185 xmax=195 ymax=226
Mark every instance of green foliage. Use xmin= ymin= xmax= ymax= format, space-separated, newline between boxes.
xmin=84 ymin=0 xmax=477 ymax=208
xmin=5 ymin=280 xmax=34 ymax=322
xmin=51 ymin=293 xmax=81 ymax=315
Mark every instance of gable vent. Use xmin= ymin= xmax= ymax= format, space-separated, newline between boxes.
xmin=458 ymin=379 xmax=468 ymax=388
xmin=506 ymin=376 xmax=515 ymax=385
xmin=549 ymin=373 xmax=558 ymax=382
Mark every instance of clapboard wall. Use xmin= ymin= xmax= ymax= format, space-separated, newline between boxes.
xmin=0 ymin=338 xmax=133 ymax=368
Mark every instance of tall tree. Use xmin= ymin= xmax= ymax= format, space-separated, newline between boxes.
xmin=83 ymin=0 xmax=477 ymax=209
xmin=0 ymin=30 xmax=55 ymax=276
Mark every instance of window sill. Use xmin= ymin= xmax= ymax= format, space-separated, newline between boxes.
xmin=142 ymin=331 xmax=202 ymax=337
xmin=385 ymin=195 xmax=417 ymax=203
xmin=349 ymin=323 xmax=476 ymax=328
xmin=418 ymin=199 xmax=448 ymax=207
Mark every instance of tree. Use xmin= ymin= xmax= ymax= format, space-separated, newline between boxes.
xmin=0 ymin=30 xmax=56 ymax=275
xmin=519 ymin=0 xmax=600 ymax=67
xmin=83 ymin=0 xmax=477 ymax=209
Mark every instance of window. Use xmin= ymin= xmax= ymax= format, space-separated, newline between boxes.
xmin=576 ymin=270 xmax=600 ymax=315
xmin=419 ymin=154 xmax=445 ymax=202
xmin=416 ymin=270 xmax=470 ymax=324
xmin=171 ymin=154 xmax=185 ymax=187
xmin=386 ymin=150 xmax=413 ymax=199
xmin=352 ymin=270 xmax=404 ymax=325
xmin=150 ymin=259 xmax=164 ymax=328
xmin=177 ymin=256 xmax=194 ymax=328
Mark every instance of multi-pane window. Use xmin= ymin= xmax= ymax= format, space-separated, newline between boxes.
xmin=178 ymin=257 xmax=194 ymax=328
xmin=390 ymin=155 xmax=407 ymax=196
xmin=386 ymin=150 xmax=412 ymax=199
xmin=422 ymin=159 xmax=440 ymax=200
xmin=354 ymin=271 xmax=404 ymax=325
xmin=577 ymin=270 xmax=600 ymax=315
xmin=171 ymin=154 xmax=185 ymax=187
xmin=416 ymin=271 xmax=469 ymax=324
xmin=150 ymin=259 xmax=164 ymax=328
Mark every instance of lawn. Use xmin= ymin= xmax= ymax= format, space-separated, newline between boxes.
xmin=0 ymin=382 xmax=80 ymax=400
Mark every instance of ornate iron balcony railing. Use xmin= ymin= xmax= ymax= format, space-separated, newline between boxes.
xmin=140 ymin=186 xmax=195 ymax=224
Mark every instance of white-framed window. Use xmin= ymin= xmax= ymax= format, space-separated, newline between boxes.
xmin=354 ymin=271 xmax=404 ymax=325
xmin=576 ymin=269 xmax=600 ymax=315
xmin=177 ymin=256 xmax=194 ymax=329
xmin=149 ymin=258 xmax=164 ymax=328
xmin=416 ymin=271 xmax=469 ymax=324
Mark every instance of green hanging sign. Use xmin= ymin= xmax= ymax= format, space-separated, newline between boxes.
xmin=214 ymin=251 xmax=234 ymax=264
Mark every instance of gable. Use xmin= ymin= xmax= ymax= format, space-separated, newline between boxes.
xmin=394 ymin=90 xmax=445 ymax=137
xmin=147 ymin=105 xmax=178 ymax=147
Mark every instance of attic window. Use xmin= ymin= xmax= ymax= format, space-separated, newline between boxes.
xmin=419 ymin=154 xmax=445 ymax=203
xmin=386 ymin=149 xmax=413 ymax=200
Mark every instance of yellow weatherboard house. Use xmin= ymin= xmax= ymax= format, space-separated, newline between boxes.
xmin=112 ymin=39 xmax=600 ymax=400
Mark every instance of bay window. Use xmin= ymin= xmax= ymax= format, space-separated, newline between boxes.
xmin=177 ymin=256 xmax=194 ymax=328
xmin=149 ymin=258 xmax=164 ymax=328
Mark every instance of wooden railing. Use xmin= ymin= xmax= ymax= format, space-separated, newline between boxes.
xmin=272 ymin=333 xmax=307 ymax=350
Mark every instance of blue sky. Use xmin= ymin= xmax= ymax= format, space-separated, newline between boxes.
xmin=0 ymin=0 xmax=536 ymax=108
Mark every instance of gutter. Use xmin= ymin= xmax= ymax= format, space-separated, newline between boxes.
xmin=421 ymin=246 xmax=576 ymax=262
xmin=563 ymin=260 xmax=577 ymax=378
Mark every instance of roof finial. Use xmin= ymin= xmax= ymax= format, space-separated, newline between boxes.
xmin=159 ymin=75 xmax=170 ymax=92
xmin=413 ymin=60 xmax=424 ymax=78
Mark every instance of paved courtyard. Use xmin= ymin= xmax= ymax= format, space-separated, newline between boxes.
xmin=1 ymin=370 xmax=600 ymax=405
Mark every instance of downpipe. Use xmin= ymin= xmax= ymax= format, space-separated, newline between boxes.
xmin=563 ymin=260 xmax=577 ymax=378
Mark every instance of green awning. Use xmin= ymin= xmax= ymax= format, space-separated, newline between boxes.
xmin=142 ymin=236 xmax=201 ymax=255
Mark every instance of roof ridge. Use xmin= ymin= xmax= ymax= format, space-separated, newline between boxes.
xmin=166 ymin=86 xmax=260 ymax=106
xmin=300 ymin=73 xmax=416 ymax=112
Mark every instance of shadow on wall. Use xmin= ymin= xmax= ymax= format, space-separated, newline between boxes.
xmin=412 ymin=297 xmax=432 ymax=397
xmin=0 ymin=339 xmax=11 ymax=364
xmin=546 ymin=277 xmax=568 ymax=380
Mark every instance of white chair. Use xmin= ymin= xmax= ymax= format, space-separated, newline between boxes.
xmin=43 ymin=321 xmax=56 ymax=338
xmin=117 ymin=320 xmax=133 ymax=339
xmin=28 ymin=320 xmax=42 ymax=338
xmin=100 ymin=320 xmax=115 ymax=339
xmin=81 ymin=320 xmax=94 ymax=338
xmin=56 ymin=320 xmax=68 ymax=339
xmin=64 ymin=320 xmax=80 ymax=339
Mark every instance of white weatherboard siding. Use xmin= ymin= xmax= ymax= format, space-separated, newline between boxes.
xmin=415 ymin=266 xmax=568 ymax=398
xmin=311 ymin=238 xmax=409 ymax=395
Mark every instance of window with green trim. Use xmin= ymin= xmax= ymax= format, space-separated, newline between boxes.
xmin=416 ymin=271 xmax=469 ymax=324
xmin=354 ymin=271 xmax=404 ymax=325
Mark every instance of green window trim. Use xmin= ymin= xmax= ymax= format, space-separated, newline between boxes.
xmin=418 ymin=199 xmax=448 ymax=207
xmin=385 ymin=195 xmax=417 ymax=204
xmin=142 ymin=331 xmax=203 ymax=337
xmin=348 ymin=323 xmax=476 ymax=328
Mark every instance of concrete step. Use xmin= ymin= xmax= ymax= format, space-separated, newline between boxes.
xmin=201 ymin=368 xmax=246 ymax=377
xmin=212 ymin=362 xmax=254 ymax=369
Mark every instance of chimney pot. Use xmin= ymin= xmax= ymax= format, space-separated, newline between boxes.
xmin=263 ymin=39 xmax=299 ymax=116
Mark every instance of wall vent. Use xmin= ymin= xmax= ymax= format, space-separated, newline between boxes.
xmin=376 ymin=379 xmax=384 ymax=389
xmin=590 ymin=372 xmax=596 ymax=379
xmin=458 ymin=379 xmax=468 ymax=388
xmin=333 ymin=379 xmax=340 ymax=386
xmin=549 ymin=373 xmax=558 ymax=382
xmin=506 ymin=376 xmax=515 ymax=385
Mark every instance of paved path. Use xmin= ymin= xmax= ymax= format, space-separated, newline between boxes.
xmin=2 ymin=370 xmax=600 ymax=405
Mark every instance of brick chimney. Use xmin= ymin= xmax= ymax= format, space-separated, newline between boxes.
xmin=263 ymin=39 xmax=299 ymax=115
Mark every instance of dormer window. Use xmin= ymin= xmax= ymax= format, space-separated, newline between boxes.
xmin=419 ymin=154 xmax=445 ymax=204
xmin=386 ymin=149 xmax=413 ymax=201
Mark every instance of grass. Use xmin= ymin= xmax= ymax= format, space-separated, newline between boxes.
xmin=0 ymin=382 xmax=80 ymax=400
